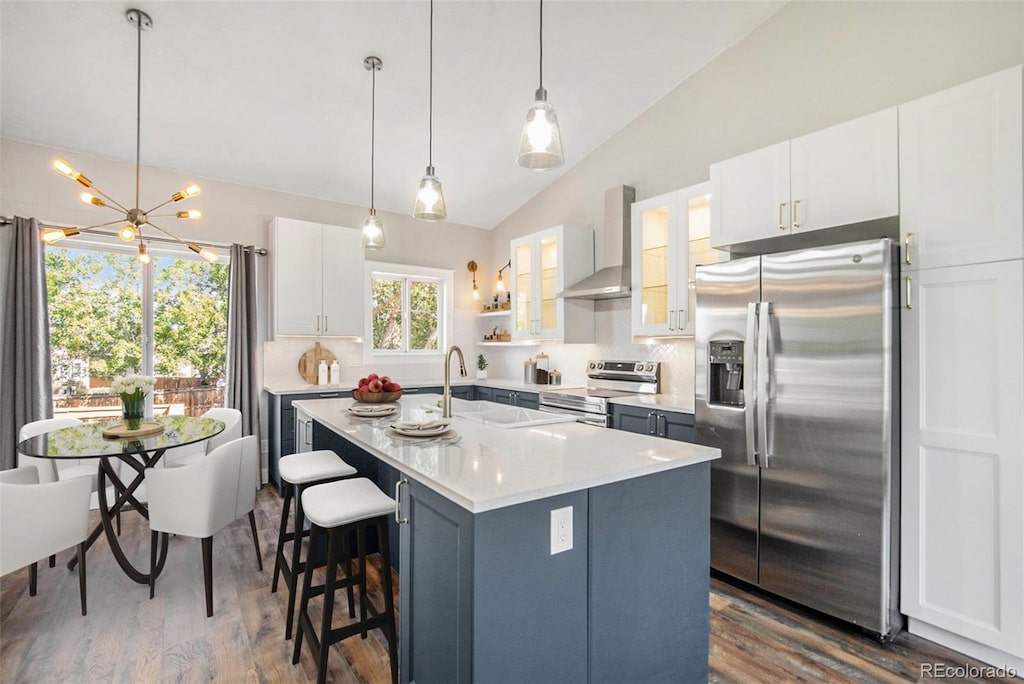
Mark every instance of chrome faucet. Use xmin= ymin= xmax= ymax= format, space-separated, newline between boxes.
xmin=442 ymin=345 xmax=467 ymax=418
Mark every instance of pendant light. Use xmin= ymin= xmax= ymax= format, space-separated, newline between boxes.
xmin=413 ymin=0 xmax=447 ymax=221
xmin=517 ymin=0 xmax=564 ymax=170
xmin=362 ymin=56 xmax=386 ymax=250
xmin=47 ymin=9 xmax=214 ymax=263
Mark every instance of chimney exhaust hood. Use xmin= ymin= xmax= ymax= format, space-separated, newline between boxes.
xmin=559 ymin=185 xmax=636 ymax=300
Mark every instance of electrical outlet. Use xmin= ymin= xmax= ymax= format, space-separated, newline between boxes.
xmin=550 ymin=506 xmax=573 ymax=555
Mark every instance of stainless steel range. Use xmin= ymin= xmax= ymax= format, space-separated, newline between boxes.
xmin=539 ymin=360 xmax=661 ymax=427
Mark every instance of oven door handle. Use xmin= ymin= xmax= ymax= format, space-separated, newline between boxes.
xmin=537 ymin=397 xmax=604 ymax=414
xmin=537 ymin=404 xmax=608 ymax=428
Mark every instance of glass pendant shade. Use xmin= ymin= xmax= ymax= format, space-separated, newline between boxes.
xmin=413 ymin=167 xmax=447 ymax=221
xmin=517 ymin=90 xmax=564 ymax=170
xmin=362 ymin=209 xmax=386 ymax=250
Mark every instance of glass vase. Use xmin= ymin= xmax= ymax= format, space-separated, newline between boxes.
xmin=121 ymin=391 xmax=145 ymax=431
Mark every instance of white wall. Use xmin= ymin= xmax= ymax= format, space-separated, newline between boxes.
xmin=482 ymin=0 xmax=1024 ymax=393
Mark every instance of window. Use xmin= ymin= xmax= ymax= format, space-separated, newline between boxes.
xmin=367 ymin=262 xmax=452 ymax=356
xmin=45 ymin=236 xmax=229 ymax=420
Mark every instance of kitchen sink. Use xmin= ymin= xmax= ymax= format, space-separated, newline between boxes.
xmin=426 ymin=399 xmax=575 ymax=428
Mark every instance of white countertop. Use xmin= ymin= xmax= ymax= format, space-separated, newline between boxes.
xmin=264 ymin=376 xmax=582 ymax=396
xmin=293 ymin=395 xmax=718 ymax=514
xmin=609 ymin=392 xmax=695 ymax=414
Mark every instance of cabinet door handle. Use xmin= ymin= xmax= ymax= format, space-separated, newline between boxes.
xmin=647 ymin=412 xmax=655 ymax=434
xmin=905 ymin=275 xmax=912 ymax=310
xmin=316 ymin=314 xmax=321 ymax=332
xmin=395 ymin=479 xmax=409 ymax=524
xmin=324 ymin=315 xmax=328 ymax=332
xmin=778 ymin=203 xmax=787 ymax=231
xmin=792 ymin=199 xmax=801 ymax=229
xmin=304 ymin=419 xmax=313 ymax=445
xmin=904 ymin=233 xmax=913 ymax=266
xmin=657 ymin=414 xmax=665 ymax=437
xmin=668 ymin=310 xmax=676 ymax=330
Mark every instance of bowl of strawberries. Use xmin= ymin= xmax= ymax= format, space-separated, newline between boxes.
xmin=352 ymin=373 xmax=403 ymax=403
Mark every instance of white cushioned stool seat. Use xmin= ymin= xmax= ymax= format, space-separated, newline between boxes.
xmin=302 ymin=478 xmax=396 ymax=528
xmin=279 ymin=451 xmax=356 ymax=485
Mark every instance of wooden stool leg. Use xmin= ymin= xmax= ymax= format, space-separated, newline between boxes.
xmin=48 ymin=554 xmax=56 ymax=568
xmin=317 ymin=528 xmax=340 ymax=684
xmin=358 ymin=525 xmax=368 ymax=639
xmin=343 ymin=531 xmax=355 ymax=619
xmin=272 ymin=483 xmax=293 ymax=593
xmin=292 ymin=523 xmax=320 ymax=665
xmin=285 ymin=485 xmax=305 ymax=640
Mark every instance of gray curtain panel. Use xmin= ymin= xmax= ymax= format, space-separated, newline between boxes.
xmin=1 ymin=217 xmax=54 ymax=470
xmin=226 ymin=244 xmax=260 ymax=450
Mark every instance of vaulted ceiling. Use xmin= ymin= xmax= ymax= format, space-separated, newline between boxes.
xmin=1 ymin=1 xmax=783 ymax=228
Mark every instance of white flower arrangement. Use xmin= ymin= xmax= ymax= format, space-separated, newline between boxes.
xmin=110 ymin=374 xmax=155 ymax=397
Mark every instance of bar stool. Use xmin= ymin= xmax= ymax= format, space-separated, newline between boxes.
xmin=272 ymin=450 xmax=357 ymax=640
xmin=292 ymin=477 xmax=398 ymax=684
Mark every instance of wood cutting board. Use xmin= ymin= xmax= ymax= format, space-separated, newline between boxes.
xmin=298 ymin=342 xmax=337 ymax=384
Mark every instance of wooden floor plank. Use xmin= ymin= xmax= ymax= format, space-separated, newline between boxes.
xmin=1 ymin=486 xmax=1018 ymax=683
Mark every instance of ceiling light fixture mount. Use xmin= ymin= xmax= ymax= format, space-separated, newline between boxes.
xmin=413 ymin=0 xmax=447 ymax=221
xmin=517 ymin=0 xmax=564 ymax=170
xmin=46 ymin=9 xmax=214 ymax=263
xmin=362 ymin=55 xmax=386 ymax=250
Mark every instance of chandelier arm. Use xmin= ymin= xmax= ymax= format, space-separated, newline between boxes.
xmin=85 ymin=185 xmax=131 ymax=213
xmin=144 ymin=198 xmax=176 ymax=214
xmin=79 ymin=219 xmax=130 ymax=232
xmin=145 ymin=220 xmax=187 ymax=245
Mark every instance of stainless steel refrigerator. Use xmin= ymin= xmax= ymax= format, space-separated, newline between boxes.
xmin=695 ymin=238 xmax=901 ymax=638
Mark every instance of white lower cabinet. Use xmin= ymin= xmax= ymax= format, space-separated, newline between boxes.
xmin=901 ymin=259 xmax=1024 ymax=664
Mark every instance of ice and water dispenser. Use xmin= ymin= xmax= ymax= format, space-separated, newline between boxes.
xmin=708 ymin=341 xmax=744 ymax=407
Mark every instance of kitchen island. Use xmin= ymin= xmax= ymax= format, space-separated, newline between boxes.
xmin=293 ymin=395 xmax=720 ymax=684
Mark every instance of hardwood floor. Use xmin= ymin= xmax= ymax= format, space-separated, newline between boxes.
xmin=0 ymin=486 xmax=1016 ymax=683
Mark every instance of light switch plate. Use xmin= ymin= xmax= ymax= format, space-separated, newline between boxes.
xmin=550 ymin=506 xmax=573 ymax=555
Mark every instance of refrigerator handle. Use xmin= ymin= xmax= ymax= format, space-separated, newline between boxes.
xmin=758 ymin=302 xmax=773 ymax=467
xmin=744 ymin=303 xmax=759 ymax=466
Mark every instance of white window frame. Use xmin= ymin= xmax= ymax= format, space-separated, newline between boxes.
xmin=44 ymin=232 xmax=230 ymax=413
xmin=364 ymin=261 xmax=453 ymax=361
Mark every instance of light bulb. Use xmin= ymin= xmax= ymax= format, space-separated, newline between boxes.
xmin=516 ymin=93 xmax=564 ymax=170
xmin=54 ymin=159 xmax=76 ymax=177
xmin=137 ymin=243 xmax=151 ymax=264
xmin=80 ymin=192 xmax=105 ymax=207
xmin=412 ymin=168 xmax=447 ymax=222
xmin=496 ymin=276 xmax=505 ymax=292
xmin=176 ymin=210 xmax=202 ymax=219
xmin=362 ymin=210 xmax=385 ymax=250
xmin=200 ymin=248 xmax=218 ymax=263
xmin=119 ymin=224 xmax=137 ymax=242
xmin=472 ymin=286 xmax=480 ymax=301
xmin=172 ymin=184 xmax=202 ymax=201
xmin=41 ymin=227 xmax=80 ymax=244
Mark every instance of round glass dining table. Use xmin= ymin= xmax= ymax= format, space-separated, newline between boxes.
xmin=16 ymin=416 xmax=225 ymax=584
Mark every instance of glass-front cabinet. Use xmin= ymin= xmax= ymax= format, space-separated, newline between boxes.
xmin=631 ymin=182 xmax=723 ymax=337
xmin=510 ymin=224 xmax=595 ymax=342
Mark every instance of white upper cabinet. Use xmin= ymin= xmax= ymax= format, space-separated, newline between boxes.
xmin=270 ymin=217 xmax=364 ymax=338
xmin=510 ymin=224 xmax=594 ymax=343
xmin=710 ymin=108 xmax=898 ymax=250
xmin=900 ymin=65 xmax=1023 ymax=271
xmin=631 ymin=182 xmax=721 ymax=337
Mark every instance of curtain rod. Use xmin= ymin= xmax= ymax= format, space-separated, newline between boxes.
xmin=0 ymin=216 xmax=267 ymax=255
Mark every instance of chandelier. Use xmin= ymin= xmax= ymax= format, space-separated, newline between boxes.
xmin=44 ymin=8 xmax=216 ymax=264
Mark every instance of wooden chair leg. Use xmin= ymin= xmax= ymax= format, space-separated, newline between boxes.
xmin=248 ymin=511 xmax=263 ymax=571
xmin=149 ymin=531 xmax=158 ymax=599
xmin=272 ymin=483 xmax=293 ymax=593
xmin=78 ymin=542 xmax=87 ymax=616
xmin=202 ymin=536 xmax=214 ymax=618
xmin=49 ymin=554 xmax=56 ymax=568
xmin=29 ymin=562 xmax=37 ymax=596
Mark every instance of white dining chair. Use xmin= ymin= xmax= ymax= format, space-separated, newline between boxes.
xmin=145 ymin=435 xmax=263 ymax=616
xmin=0 ymin=466 xmax=93 ymax=615
xmin=162 ymin=407 xmax=242 ymax=468
xmin=18 ymin=417 xmax=95 ymax=486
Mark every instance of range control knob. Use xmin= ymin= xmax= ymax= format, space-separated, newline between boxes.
xmin=645 ymin=363 xmax=655 ymax=372
xmin=589 ymin=362 xmax=596 ymax=369
xmin=597 ymin=362 xmax=604 ymax=370
xmin=635 ymin=363 xmax=643 ymax=372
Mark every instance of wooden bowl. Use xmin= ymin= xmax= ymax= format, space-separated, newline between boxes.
xmin=351 ymin=389 xmax=403 ymax=403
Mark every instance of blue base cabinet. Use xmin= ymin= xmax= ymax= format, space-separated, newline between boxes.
xmin=612 ymin=404 xmax=696 ymax=443
xmin=396 ymin=462 xmax=711 ymax=684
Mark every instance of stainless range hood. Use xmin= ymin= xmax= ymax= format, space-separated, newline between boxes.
xmin=559 ymin=185 xmax=636 ymax=300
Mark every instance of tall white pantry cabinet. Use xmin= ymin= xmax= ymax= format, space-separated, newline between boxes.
xmin=899 ymin=65 xmax=1024 ymax=669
